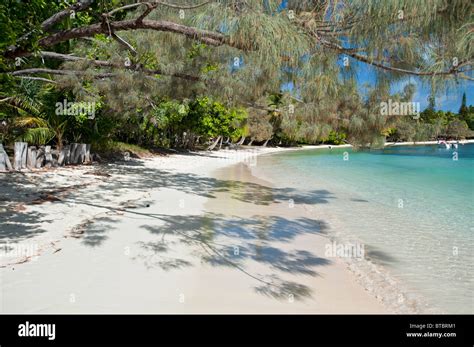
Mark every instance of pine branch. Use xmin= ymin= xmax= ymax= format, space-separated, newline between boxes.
xmin=17 ymin=76 xmax=58 ymax=84
xmin=8 ymin=53 xmax=201 ymax=82
xmin=320 ymin=40 xmax=473 ymax=80
xmin=10 ymin=68 xmax=115 ymax=79
xmin=111 ymin=33 xmax=138 ymax=55
xmin=39 ymin=51 xmax=200 ymax=81
xmin=107 ymin=0 xmax=210 ymax=17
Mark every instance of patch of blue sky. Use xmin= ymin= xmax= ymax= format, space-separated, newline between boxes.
xmin=234 ymin=2 xmax=473 ymax=111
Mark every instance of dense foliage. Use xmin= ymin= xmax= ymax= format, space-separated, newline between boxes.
xmin=0 ymin=0 xmax=472 ymax=152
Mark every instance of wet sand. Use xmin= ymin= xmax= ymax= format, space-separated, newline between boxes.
xmin=197 ymin=163 xmax=387 ymax=313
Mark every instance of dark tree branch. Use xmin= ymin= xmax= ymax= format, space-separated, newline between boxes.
xmin=4 ymin=19 xmax=228 ymax=59
xmin=136 ymin=3 xmax=158 ymax=22
xmin=41 ymin=0 xmax=95 ymax=31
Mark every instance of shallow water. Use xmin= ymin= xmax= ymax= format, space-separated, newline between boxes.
xmin=255 ymin=144 xmax=474 ymax=313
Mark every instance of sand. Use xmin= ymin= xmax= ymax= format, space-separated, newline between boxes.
xmin=0 ymin=146 xmax=386 ymax=313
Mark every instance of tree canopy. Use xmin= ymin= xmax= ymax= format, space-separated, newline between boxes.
xmin=1 ymin=0 xmax=473 ymax=150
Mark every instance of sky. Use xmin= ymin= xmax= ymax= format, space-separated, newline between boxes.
xmin=353 ymin=58 xmax=473 ymax=112
xmin=279 ymin=59 xmax=473 ymax=112
xmin=273 ymin=0 xmax=473 ymax=113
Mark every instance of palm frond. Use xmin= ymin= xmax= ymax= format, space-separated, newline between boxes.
xmin=17 ymin=127 xmax=55 ymax=145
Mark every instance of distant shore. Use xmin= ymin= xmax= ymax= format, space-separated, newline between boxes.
xmin=298 ymin=139 xmax=474 ymax=151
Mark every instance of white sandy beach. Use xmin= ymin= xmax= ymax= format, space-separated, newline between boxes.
xmin=0 ymin=146 xmax=391 ymax=313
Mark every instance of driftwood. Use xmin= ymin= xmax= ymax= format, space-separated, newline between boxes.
xmin=85 ymin=144 xmax=91 ymax=163
xmin=0 ymin=144 xmax=13 ymax=171
xmin=207 ymin=136 xmax=222 ymax=151
xmin=1 ymin=142 xmax=93 ymax=170
xmin=44 ymin=146 xmax=53 ymax=168
xmin=69 ymin=143 xmax=87 ymax=164
xmin=92 ymin=153 xmax=101 ymax=162
xmin=27 ymin=146 xmax=37 ymax=169
xmin=77 ymin=143 xmax=87 ymax=164
xmin=14 ymin=142 xmax=28 ymax=170
xmin=69 ymin=143 xmax=79 ymax=164
xmin=35 ymin=146 xmax=45 ymax=168
xmin=51 ymin=149 xmax=59 ymax=167
xmin=219 ymin=136 xmax=223 ymax=150
xmin=58 ymin=145 xmax=70 ymax=166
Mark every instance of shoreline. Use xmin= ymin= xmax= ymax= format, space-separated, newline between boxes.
xmin=297 ymin=139 xmax=474 ymax=151
xmin=247 ymin=157 xmax=433 ymax=314
xmin=0 ymin=146 xmax=385 ymax=313
xmin=205 ymin=162 xmax=387 ymax=313
xmin=1 ymin=141 xmax=467 ymax=312
xmin=246 ymin=145 xmax=473 ymax=314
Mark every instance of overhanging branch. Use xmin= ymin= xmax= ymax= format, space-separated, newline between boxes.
xmin=9 ymin=52 xmax=201 ymax=81
xmin=4 ymin=19 xmax=229 ymax=59
xmin=321 ymin=40 xmax=473 ymax=80
xmin=41 ymin=0 xmax=94 ymax=31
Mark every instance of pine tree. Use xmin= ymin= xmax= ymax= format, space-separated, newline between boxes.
xmin=1 ymin=0 xmax=473 ymax=147
xmin=459 ymin=92 xmax=468 ymax=116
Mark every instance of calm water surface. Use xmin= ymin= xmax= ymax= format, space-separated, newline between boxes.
xmin=256 ymin=144 xmax=474 ymax=313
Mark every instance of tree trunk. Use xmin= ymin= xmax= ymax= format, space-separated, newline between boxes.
xmin=56 ymin=132 xmax=63 ymax=151
xmin=207 ymin=136 xmax=222 ymax=151
xmin=262 ymin=139 xmax=270 ymax=147
xmin=0 ymin=144 xmax=13 ymax=171
xmin=248 ymin=139 xmax=254 ymax=146
xmin=14 ymin=142 xmax=28 ymax=170
xmin=237 ymin=136 xmax=246 ymax=145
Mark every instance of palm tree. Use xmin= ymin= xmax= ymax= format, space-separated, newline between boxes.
xmin=0 ymin=80 xmax=66 ymax=148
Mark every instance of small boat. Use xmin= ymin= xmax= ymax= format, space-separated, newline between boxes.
xmin=438 ymin=140 xmax=450 ymax=149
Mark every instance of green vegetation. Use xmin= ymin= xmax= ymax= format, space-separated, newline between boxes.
xmin=0 ymin=1 xmax=472 ymax=153
xmin=386 ymin=92 xmax=474 ymax=143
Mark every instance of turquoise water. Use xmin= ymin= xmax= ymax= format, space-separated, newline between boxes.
xmin=256 ymin=144 xmax=474 ymax=313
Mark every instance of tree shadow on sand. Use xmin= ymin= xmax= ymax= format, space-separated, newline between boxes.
xmin=130 ymin=211 xmax=332 ymax=302
xmin=2 ymin=160 xmax=335 ymax=302
xmin=83 ymin=161 xmax=335 ymax=207
xmin=0 ymin=173 xmax=64 ymax=241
